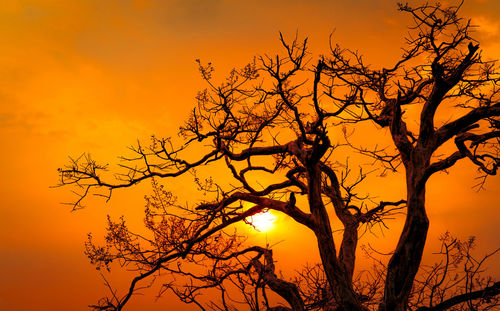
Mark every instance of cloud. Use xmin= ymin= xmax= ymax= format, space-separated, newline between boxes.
xmin=472 ymin=15 xmax=499 ymax=37
xmin=0 ymin=112 xmax=17 ymax=127
xmin=0 ymin=110 xmax=49 ymax=133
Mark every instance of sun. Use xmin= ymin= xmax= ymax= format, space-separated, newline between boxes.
xmin=246 ymin=210 xmax=277 ymax=232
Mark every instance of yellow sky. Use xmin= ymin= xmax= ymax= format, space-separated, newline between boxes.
xmin=1 ymin=0 xmax=500 ymax=310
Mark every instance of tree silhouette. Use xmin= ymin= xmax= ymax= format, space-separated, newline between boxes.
xmin=59 ymin=2 xmax=500 ymax=310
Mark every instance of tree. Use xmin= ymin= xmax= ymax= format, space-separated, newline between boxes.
xmin=58 ymin=2 xmax=500 ymax=310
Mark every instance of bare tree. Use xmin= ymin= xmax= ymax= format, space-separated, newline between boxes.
xmin=58 ymin=2 xmax=500 ymax=310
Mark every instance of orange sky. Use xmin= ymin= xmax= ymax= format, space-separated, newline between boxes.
xmin=1 ymin=0 xmax=500 ymax=310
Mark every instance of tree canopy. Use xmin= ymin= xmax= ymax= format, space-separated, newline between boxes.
xmin=59 ymin=2 xmax=500 ymax=310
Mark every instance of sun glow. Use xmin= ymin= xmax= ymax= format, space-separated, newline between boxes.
xmin=246 ymin=210 xmax=277 ymax=232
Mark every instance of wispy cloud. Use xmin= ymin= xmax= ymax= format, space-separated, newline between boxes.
xmin=472 ymin=15 xmax=499 ymax=37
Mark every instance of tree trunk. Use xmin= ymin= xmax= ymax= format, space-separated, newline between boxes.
xmin=307 ymin=164 xmax=364 ymax=310
xmin=380 ymin=164 xmax=429 ymax=311
xmin=339 ymin=223 xmax=358 ymax=285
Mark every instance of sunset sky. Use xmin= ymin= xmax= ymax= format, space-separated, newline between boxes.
xmin=1 ymin=0 xmax=500 ymax=310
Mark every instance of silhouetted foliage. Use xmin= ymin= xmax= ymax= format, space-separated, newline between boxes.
xmin=59 ymin=2 xmax=500 ymax=310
